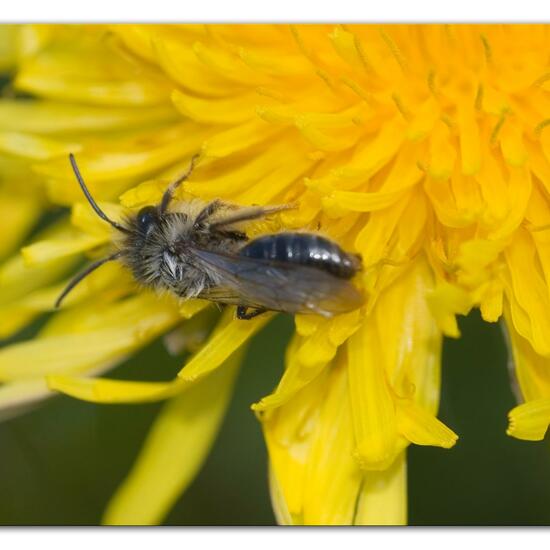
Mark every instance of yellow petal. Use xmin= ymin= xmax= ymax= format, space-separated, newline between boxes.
xmin=0 ymin=222 xmax=79 ymax=310
xmin=295 ymin=112 xmax=365 ymax=153
xmin=0 ymin=379 xmax=50 ymax=422
xmin=374 ymin=258 xmax=443 ymax=412
xmin=0 ymin=24 xmax=17 ymax=71
xmin=0 ymin=261 xmax=131 ymax=338
xmin=0 ymin=190 xmax=42 ymax=261
xmin=0 ymin=329 xmax=138 ymax=382
xmin=353 ymin=451 xmax=407 ymax=525
xmin=103 ymin=349 xmax=243 ymax=525
xmin=505 ymin=229 xmax=550 ymax=356
xmin=503 ymin=313 xmax=550 ymax=402
xmin=354 ymin=195 xmax=409 ymax=264
xmin=294 ymin=315 xmax=323 ymax=337
xmin=268 ymin=464 xmax=294 ymax=525
xmin=15 ymin=40 xmax=173 ymax=106
xmin=171 ymin=88 xmax=257 ymax=125
xmin=296 ymin=323 xmax=343 ymax=368
xmin=262 ymin=368 xmax=329 ymax=522
xmin=0 ymin=294 xmax=180 ymax=381
xmin=22 ymin=233 xmax=108 ymax=266
xmin=36 ymin=122 xmax=212 ymax=205
xmin=254 ymin=311 xmax=362 ymax=413
xmin=0 ymin=131 xmax=81 ymax=161
xmin=396 ymin=400 xmax=457 ymax=448
xmin=48 ymin=305 xmax=219 ymax=403
xmin=252 ymin=334 xmax=317 ymax=413
xmin=151 ymin=32 xmax=244 ymax=97
xmin=456 ymin=238 xmax=503 ymax=289
xmin=203 ymin=118 xmax=284 ymax=159
xmin=306 ymin=117 xmax=405 ymax=192
xmin=179 ymin=299 xmax=211 ymax=319
xmin=458 ymin=102 xmax=481 ymax=175
xmin=177 ymin=307 xmax=272 ymax=382
xmin=406 ymin=97 xmax=440 ymax=141
xmin=15 ymin=23 xmax=56 ymax=60
xmin=324 ymin=186 xmax=414 ymax=214
xmin=428 ymin=120 xmax=456 ymax=180
xmin=427 ymin=282 xmax=473 ymax=338
xmin=424 ymin=177 xmax=471 ymax=228
xmin=0 ymin=309 xmax=39 ymax=338
xmin=47 ymin=375 xmax=183 ymax=404
xmin=0 ymin=100 xmax=178 ymax=134
xmin=500 ymin=121 xmax=528 ymax=167
xmin=507 ymin=398 xmax=550 ymax=441
xmin=347 ymin=320 xmax=398 ymax=470
xmin=487 ymin=166 xmax=531 ymax=240
xmin=0 ymin=360 xmax=120 ymax=420
xmin=322 ymin=142 xmax=424 ymax=213
xmin=328 ymin=26 xmax=363 ymax=68
xmin=184 ymin=139 xmax=294 ymax=199
xmin=479 ymin=281 xmax=504 ymax=323
xmin=301 ymin=357 xmax=363 ymax=525
xmin=192 ymin=40 xmax=267 ymax=87
xmin=70 ymin=201 xmax=126 ymax=238
xmin=234 ymin=153 xmax=314 ymax=206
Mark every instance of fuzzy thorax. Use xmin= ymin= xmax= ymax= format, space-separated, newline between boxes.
xmin=117 ymin=199 xmax=244 ymax=299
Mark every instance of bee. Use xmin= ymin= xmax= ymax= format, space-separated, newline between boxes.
xmin=55 ymin=154 xmax=364 ymax=319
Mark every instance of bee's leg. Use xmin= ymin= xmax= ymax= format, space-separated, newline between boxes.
xmin=160 ymin=154 xmax=201 ymax=213
xmin=194 ymin=199 xmax=224 ymax=227
xmin=216 ymin=229 xmax=248 ymax=241
xmin=210 ymin=204 xmax=296 ymax=230
xmin=236 ymin=306 xmax=267 ymax=320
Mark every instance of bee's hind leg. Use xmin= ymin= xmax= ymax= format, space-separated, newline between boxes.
xmin=217 ymin=229 xmax=248 ymax=241
xmin=236 ymin=306 xmax=267 ymax=320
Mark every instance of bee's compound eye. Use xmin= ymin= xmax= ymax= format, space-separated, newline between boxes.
xmin=136 ymin=206 xmax=159 ymax=235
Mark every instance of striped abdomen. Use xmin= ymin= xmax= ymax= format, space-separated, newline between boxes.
xmin=239 ymin=232 xmax=361 ymax=279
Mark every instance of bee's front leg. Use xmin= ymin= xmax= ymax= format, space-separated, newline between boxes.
xmin=236 ymin=306 xmax=267 ymax=320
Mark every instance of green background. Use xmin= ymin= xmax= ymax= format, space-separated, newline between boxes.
xmin=1 ymin=311 xmax=550 ymax=525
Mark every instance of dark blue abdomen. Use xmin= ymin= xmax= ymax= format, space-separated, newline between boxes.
xmin=239 ymin=232 xmax=360 ymax=279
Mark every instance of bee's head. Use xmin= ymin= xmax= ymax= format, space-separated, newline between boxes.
xmin=135 ymin=205 xmax=161 ymax=238
xmin=55 ymin=153 xmax=200 ymax=309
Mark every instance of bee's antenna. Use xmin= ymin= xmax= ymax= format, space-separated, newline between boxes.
xmin=69 ymin=154 xmax=129 ymax=234
xmin=159 ymin=154 xmax=200 ymax=214
xmin=55 ymin=250 xmax=124 ymax=309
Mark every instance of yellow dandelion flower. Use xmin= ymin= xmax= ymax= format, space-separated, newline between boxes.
xmin=1 ymin=23 xmax=550 ymax=525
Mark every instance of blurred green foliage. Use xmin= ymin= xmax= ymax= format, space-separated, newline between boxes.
xmin=410 ymin=311 xmax=550 ymax=526
xmin=1 ymin=311 xmax=550 ymax=525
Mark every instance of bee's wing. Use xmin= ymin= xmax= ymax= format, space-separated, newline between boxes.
xmin=191 ymin=248 xmax=364 ymax=317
